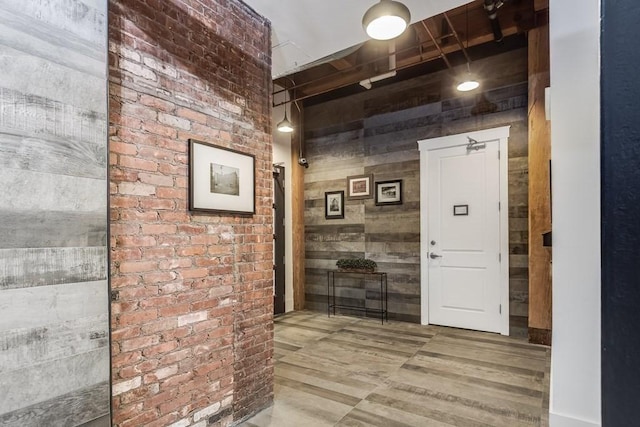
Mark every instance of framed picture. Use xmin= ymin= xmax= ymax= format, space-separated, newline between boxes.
xmin=346 ymin=174 xmax=373 ymax=200
xmin=325 ymin=191 xmax=345 ymax=219
xmin=189 ymin=139 xmax=255 ymax=215
xmin=375 ymin=179 xmax=403 ymax=206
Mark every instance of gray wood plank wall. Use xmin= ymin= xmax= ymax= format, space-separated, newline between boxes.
xmin=0 ymin=0 xmax=109 ymax=425
xmin=303 ymin=48 xmax=529 ymax=335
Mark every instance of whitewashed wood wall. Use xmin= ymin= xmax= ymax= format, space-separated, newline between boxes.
xmin=0 ymin=0 xmax=109 ymax=425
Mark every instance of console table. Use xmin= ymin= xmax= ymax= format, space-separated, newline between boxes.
xmin=327 ymin=270 xmax=388 ymax=324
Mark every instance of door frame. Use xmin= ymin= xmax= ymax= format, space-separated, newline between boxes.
xmin=273 ymin=165 xmax=286 ymax=315
xmin=417 ymin=126 xmax=510 ymax=335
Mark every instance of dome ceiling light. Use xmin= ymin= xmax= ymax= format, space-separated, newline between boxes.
xmin=362 ymin=0 xmax=411 ymax=41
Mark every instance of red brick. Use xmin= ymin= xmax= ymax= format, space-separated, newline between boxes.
xmin=159 ymin=348 xmax=192 ymax=365
xmin=139 ymin=94 xmax=175 ymax=112
xmin=142 ymin=340 xmax=179 ymax=357
xmin=176 ymin=107 xmax=208 ymax=124
xmin=176 ymin=246 xmax=206 ymax=256
xmin=160 ymin=371 xmax=193 ymax=390
xmin=117 ymin=309 xmax=158 ymax=326
xmin=111 ymin=195 xmax=139 ymax=208
xmin=179 ymin=268 xmax=208 ymax=279
xmin=139 ymin=198 xmax=175 ymax=210
xmin=119 ymin=155 xmax=158 ymax=172
xmin=158 ymin=303 xmax=190 ymax=318
xmin=106 ymin=276 xmax=140 ymax=288
xmin=145 ymin=413 xmax=178 ymax=427
xmin=142 ymin=247 xmax=176 ymax=258
xmin=119 ymin=260 xmax=158 ymax=273
xmin=111 ymin=141 xmax=138 ymax=155
xmin=177 ymin=224 xmax=206 ymax=234
xmin=121 ymin=335 xmax=160 ymax=352
xmin=156 ymin=187 xmax=185 ymax=199
xmin=117 ymin=235 xmax=157 ymax=247
xmin=141 ymin=223 xmax=177 ymax=235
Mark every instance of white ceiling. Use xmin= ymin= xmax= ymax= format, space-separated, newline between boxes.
xmin=244 ymin=0 xmax=471 ymax=78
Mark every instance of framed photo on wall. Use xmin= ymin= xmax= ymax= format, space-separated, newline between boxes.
xmin=325 ymin=191 xmax=345 ymax=219
xmin=346 ymin=174 xmax=373 ymax=200
xmin=189 ymin=139 xmax=255 ymax=215
xmin=375 ymin=179 xmax=403 ymax=206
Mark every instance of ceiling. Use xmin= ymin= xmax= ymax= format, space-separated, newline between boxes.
xmin=243 ymin=0 xmax=470 ymax=78
xmin=244 ymin=0 xmax=547 ymax=104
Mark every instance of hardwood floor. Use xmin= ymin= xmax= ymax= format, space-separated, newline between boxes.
xmin=239 ymin=311 xmax=550 ymax=427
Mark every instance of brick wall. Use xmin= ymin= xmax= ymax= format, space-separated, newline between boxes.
xmin=108 ymin=1 xmax=273 ymax=426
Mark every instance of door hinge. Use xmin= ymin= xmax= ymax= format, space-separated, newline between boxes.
xmin=498 ymin=202 xmax=501 ymax=211
xmin=498 ymin=150 xmax=501 ymax=159
xmin=499 ymin=304 xmax=502 ymax=314
xmin=499 ymin=253 xmax=502 ymax=262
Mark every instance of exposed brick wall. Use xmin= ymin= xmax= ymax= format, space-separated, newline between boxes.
xmin=108 ymin=1 xmax=273 ymax=426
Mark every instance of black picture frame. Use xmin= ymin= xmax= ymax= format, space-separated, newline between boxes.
xmin=375 ymin=179 xmax=403 ymax=206
xmin=189 ymin=139 xmax=255 ymax=215
xmin=325 ymin=191 xmax=345 ymax=219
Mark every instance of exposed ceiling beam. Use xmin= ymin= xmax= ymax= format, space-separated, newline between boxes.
xmin=275 ymin=0 xmax=540 ymax=105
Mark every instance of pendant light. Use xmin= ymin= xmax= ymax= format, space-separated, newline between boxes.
xmin=455 ymin=5 xmax=479 ymax=92
xmin=276 ymin=89 xmax=294 ymax=133
xmin=457 ymin=63 xmax=480 ymax=92
xmin=276 ymin=111 xmax=293 ymax=133
xmin=362 ymin=0 xmax=411 ymax=41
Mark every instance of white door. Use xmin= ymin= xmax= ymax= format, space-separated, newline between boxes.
xmin=418 ymin=127 xmax=509 ymax=335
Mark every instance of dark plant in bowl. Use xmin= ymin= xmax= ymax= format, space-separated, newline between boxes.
xmin=336 ymin=258 xmax=377 ymax=272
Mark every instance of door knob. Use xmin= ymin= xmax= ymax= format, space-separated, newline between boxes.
xmin=430 ymin=253 xmax=442 ymax=259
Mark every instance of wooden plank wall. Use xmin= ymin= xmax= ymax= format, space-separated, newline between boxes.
xmin=0 ymin=0 xmax=110 ymax=425
xmin=303 ymin=48 xmax=530 ymax=334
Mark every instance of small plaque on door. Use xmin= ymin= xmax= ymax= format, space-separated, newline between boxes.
xmin=453 ymin=205 xmax=469 ymax=216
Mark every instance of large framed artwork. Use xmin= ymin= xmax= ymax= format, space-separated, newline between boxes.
xmin=189 ymin=139 xmax=255 ymax=215
xmin=346 ymin=174 xmax=373 ymax=200
xmin=325 ymin=191 xmax=345 ymax=219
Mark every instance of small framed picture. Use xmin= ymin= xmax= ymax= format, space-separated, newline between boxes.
xmin=375 ymin=180 xmax=403 ymax=206
xmin=325 ymin=191 xmax=345 ymax=219
xmin=189 ymin=139 xmax=255 ymax=215
xmin=346 ymin=174 xmax=373 ymax=200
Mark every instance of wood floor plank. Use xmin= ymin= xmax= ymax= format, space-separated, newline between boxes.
xmin=337 ymin=407 xmax=416 ymax=427
xmin=402 ymin=363 xmax=544 ymax=398
xmin=386 ymin=376 xmax=542 ymax=425
xmin=422 ymin=339 xmax=547 ymax=371
xmin=276 ymin=375 xmax=362 ymax=407
xmin=239 ymin=311 xmax=550 ymax=427
xmin=392 ymin=363 xmax=543 ymax=410
xmin=276 ymin=364 xmax=371 ymax=400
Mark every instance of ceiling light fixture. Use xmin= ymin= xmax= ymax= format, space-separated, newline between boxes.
xmin=276 ymin=89 xmax=294 ymax=133
xmin=362 ymin=0 xmax=411 ymax=41
xmin=456 ymin=6 xmax=479 ymax=93
xmin=457 ymin=68 xmax=480 ymax=92
xmin=276 ymin=111 xmax=294 ymax=133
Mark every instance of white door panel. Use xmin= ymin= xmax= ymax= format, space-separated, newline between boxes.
xmin=419 ymin=127 xmax=509 ymax=334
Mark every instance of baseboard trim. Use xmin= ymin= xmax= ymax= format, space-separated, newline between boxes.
xmin=529 ymin=327 xmax=552 ymax=345
xmin=550 ymin=411 xmax=601 ymax=427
